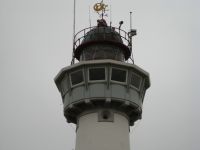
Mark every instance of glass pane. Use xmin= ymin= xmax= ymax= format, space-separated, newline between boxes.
xmin=70 ymin=70 xmax=84 ymax=85
xmin=89 ymin=68 xmax=105 ymax=81
xmin=80 ymin=45 xmax=125 ymax=61
xmin=111 ymin=68 xmax=126 ymax=82
xmin=130 ymin=73 xmax=141 ymax=89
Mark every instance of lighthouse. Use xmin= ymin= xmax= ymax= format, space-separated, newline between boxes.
xmin=55 ymin=1 xmax=150 ymax=150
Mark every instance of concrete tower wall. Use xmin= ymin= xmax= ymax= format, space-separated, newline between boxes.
xmin=75 ymin=112 xmax=130 ymax=150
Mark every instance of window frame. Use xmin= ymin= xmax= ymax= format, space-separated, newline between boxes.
xmin=110 ymin=67 xmax=128 ymax=85
xmin=60 ymin=74 xmax=70 ymax=95
xmin=88 ymin=67 xmax=107 ymax=83
xmin=130 ymin=72 xmax=142 ymax=91
xmin=69 ymin=69 xmax=85 ymax=87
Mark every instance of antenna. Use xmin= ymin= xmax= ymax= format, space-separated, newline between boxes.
xmin=110 ymin=4 xmax=112 ymax=26
xmin=130 ymin=11 xmax=132 ymax=30
xmin=101 ymin=0 xmax=104 ymax=19
xmin=72 ymin=0 xmax=76 ymax=64
xmin=73 ymin=0 xmax=76 ymax=46
xmin=130 ymin=11 xmax=133 ymax=64
xmin=128 ymin=11 xmax=137 ymax=64
xmin=89 ymin=6 xmax=91 ymax=28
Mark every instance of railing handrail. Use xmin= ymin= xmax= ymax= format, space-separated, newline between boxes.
xmin=73 ymin=26 xmax=132 ymax=50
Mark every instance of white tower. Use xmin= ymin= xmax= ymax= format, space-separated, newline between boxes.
xmin=55 ymin=2 xmax=150 ymax=150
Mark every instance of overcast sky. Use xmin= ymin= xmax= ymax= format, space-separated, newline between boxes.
xmin=0 ymin=0 xmax=200 ymax=150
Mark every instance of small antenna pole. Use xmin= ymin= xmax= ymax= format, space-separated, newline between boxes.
xmin=102 ymin=0 xmax=104 ymax=19
xmin=130 ymin=11 xmax=132 ymax=30
xmin=72 ymin=0 xmax=76 ymax=64
xmin=89 ymin=6 xmax=91 ymax=28
xmin=129 ymin=11 xmax=135 ymax=64
xmin=110 ymin=4 xmax=112 ymax=26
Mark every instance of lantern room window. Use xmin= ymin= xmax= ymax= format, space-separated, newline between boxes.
xmin=89 ymin=67 xmax=106 ymax=81
xmin=111 ymin=68 xmax=127 ymax=83
xmin=70 ymin=70 xmax=84 ymax=86
xmin=130 ymin=72 xmax=142 ymax=90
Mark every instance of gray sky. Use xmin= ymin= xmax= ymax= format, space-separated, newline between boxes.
xmin=0 ymin=0 xmax=200 ymax=150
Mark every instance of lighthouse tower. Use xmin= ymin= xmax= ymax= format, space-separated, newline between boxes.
xmin=55 ymin=1 xmax=150 ymax=150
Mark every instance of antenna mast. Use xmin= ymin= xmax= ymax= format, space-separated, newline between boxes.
xmin=72 ymin=0 xmax=76 ymax=64
xmin=130 ymin=11 xmax=132 ymax=30
xmin=110 ymin=4 xmax=112 ymax=26
xmin=89 ymin=6 xmax=91 ymax=28
xmin=129 ymin=11 xmax=137 ymax=64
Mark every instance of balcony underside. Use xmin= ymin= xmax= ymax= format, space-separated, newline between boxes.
xmin=64 ymin=98 xmax=141 ymax=126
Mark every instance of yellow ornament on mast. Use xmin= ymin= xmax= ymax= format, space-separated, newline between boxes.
xmin=93 ymin=0 xmax=108 ymax=19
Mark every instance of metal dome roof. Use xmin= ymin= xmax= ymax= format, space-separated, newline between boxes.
xmin=73 ymin=19 xmax=132 ymax=61
xmin=82 ymin=26 xmax=123 ymax=44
